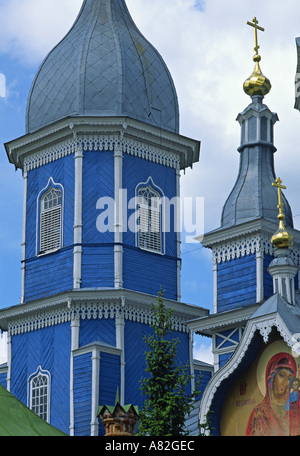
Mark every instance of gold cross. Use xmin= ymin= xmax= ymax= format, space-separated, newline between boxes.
xmin=247 ymin=17 xmax=265 ymax=55
xmin=272 ymin=177 xmax=286 ymax=215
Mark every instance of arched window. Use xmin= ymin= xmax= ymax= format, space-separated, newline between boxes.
xmin=28 ymin=367 xmax=51 ymax=422
xmin=138 ymin=183 xmax=162 ymax=253
xmin=39 ymin=186 xmax=62 ymax=254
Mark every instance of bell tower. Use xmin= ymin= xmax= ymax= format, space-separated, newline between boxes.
xmin=194 ymin=18 xmax=300 ymax=370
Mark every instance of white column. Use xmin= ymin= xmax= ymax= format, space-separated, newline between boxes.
xmin=71 ymin=316 xmax=80 ymax=351
xmin=116 ymin=311 xmax=125 ymax=405
xmin=213 ymin=259 xmax=218 ymax=314
xmin=20 ymin=171 xmax=28 ymax=304
xmin=114 ymin=143 xmax=124 ymax=289
xmin=7 ymin=334 xmax=11 ymax=392
xmin=69 ymin=317 xmax=80 ymax=436
xmin=91 ymin=349 xmax=100 ymax=436
xmin=256 ymin=250 xmax=264 ymax=303
xmin=189 ymin=330 xmax=195 ymax=393
xmin=176 ymin=168 xmax=181 ymax=301
xmin=73 ymin=144 xmax=84 ymax=289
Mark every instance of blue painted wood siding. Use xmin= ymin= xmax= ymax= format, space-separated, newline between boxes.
xmin=217 ymin=254 xmax=257 ymax=312
xmin=123 ymin=154 xmax=177 ymax=256
xmin=219 ymin=352 xmax=234 ymax=367
xmin=123 ymin=154 xmax=178 ymax=300
xmin=0 ymin=372 xmax=7 ymax=388
xmin=194 ymin=368 xmax=212 ymax=401
xmin=81 ymin=151 xmax=115 ymax=288
xmin=10 ymin=323 xmax=71 ymax=434
xmin=264 ymin=254 xmax=274 ymax=300
xmin=25 ymin=155 xmax=74 ymax=259
xmin=82 ymin=150 xmax=114 ymax=245
xmin=98 ymin=352 xmax=121 ymax=436
xmin=81 ymin=245 xmax=114 ymax=288
xmin=123 ymin=245 xmax=177 ymax=300
xmin=124 ymin=320 xmax=191 ymax=408
xmin=73 ymin=350 xmax=121 ymax=437
xmin=24 ymin=156 xmax=74 ymax=302
xmin=24 ymin=247 xmax=73 ymax=302
xmin=73 ymin=352 xmax=92 ymax=436
xmin=99 ymin=352 xmax=120 ymax=407
xmin=79 ymin=318 xmax=116 ymax=347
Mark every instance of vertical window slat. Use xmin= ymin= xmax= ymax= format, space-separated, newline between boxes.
xmin=40 ymin=187 xmax=62 ymax=254
xmin=138 ymin=186 xmax=162 ymax=253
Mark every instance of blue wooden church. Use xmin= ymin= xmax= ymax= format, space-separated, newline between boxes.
xmin=0 ymin=0 xmax=212 ymax=436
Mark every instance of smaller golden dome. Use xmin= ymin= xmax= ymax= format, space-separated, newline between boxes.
xmin=243 ymin=55 xmax=271 ymax=97
xmin=271 ymin=214 xmax=294 ymax=249
xmin=244 ymin=17 xmax=271 ymax=98
xmin=271 ymin=177 xmax=293 ymax=249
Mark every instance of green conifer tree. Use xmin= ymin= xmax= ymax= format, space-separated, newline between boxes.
xmin=137 ymin=289 xmax=201 ymax=436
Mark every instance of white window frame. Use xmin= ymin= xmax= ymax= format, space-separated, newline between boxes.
xmin=27 ymin=366 xmax=51 ymax=423
xmin=36 ymin=177 xmax=64 ymax=256
xmin=136 ymin=177 xmax=164 ymax=255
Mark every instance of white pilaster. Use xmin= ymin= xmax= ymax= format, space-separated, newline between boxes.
xmin=116 ymin=310 xmax=125 ymax=405
xmin=91 ymin=349 xmax=100 ymax=436
xmin=114 ymin=143 xmax=124 ymax=289
xmin=213 ymin=260 xmax=218 ymax=314
xmin=21 ymin=171 xmax=28 ymax=304
xmin=176 ymin=168 xmax=181 ymax=301
xmin=189 ymin=330 xmax=195 ymax=392
xmin=73 ymin=143 xmax=83 ymax=289
xmin=256 ymin=250 xmax=264 ymax=303
xmin=70 ymin=317 xmax=80 ymax=436
xmin=7 ymin=334 xmax=11 ymax=392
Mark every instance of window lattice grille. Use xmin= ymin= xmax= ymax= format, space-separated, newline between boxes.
xmin=31 ymin=374 xmax=49 ymax=421
xmin=40 ymin=187 xmax=62 ymax=254
xmin=138 ymin=186 xmax=162 ymax=253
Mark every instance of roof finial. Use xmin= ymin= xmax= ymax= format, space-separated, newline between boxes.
xmin=243 ymin=17 xmax=271 ymax=98
xmin=271 ymin=177 xmax=293 ymax=249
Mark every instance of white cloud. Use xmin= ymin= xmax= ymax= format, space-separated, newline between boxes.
xmin=127 ymin=0 xmax=300 ymax=232
xmin=0 ymin=0 xmax=82 ymax=65
xmin=194 ymin=336 xmax=213 ymax=365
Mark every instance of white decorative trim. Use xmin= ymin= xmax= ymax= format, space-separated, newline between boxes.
xmin=212 ymin=233 xmax=274 ymax=265
xmin=24 ymin=139 xmax=77 ymax=172
xmin=7 ymin=299 xmax=191 ymax=337
xmin=23 ymin=135 xmax=181 ymax=172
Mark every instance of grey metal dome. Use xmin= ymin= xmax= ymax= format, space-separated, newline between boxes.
xmin=25 ymin=0 xmax=179 ymax=134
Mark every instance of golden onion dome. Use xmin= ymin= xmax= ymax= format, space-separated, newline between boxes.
xmin=271 ymin=213 xmax=294 ymax=249
xmin=243 ymin=54 xmax=271 ymax=97
xmin=271 ymin=178 xmax=294 ymax=249
xmin=243 ymin=17 xmax=271 ymax=98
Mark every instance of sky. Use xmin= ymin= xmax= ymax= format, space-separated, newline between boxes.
xmin=0 ymin=0 xmax=300 ymax=364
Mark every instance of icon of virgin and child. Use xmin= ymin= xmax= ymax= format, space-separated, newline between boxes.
xmin=246 ymin=353 xmax=300 ymax=436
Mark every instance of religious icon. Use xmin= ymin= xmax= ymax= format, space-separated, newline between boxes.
xmin=246 ymin=353 xmax=297 ymax=436
xmin=220 ymin=340 xmax=300 ymax=436
xmin=285 ymin=377 xmax=300 ymax=436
